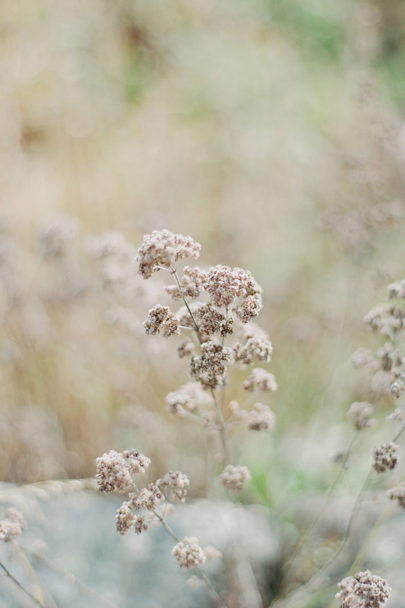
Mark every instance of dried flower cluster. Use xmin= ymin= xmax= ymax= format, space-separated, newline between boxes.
xmin=243 ymin=368 xmax=278 ymax=392
xmin=96 ymin=449 xmax=151 ymax=494
xmin=336 ymin=570 xmax=390 ymax=608
xmin=97 ymin=230 xmax=278 ymax=601
xmin=388 ymin=482 xmax=405 ymax=508
xmin=372 ymin=442 xmax=398 ymax=473
xmin=144 ymin=305 xmax=180 ymax=337
xmin=348 ymin=402 xmax=375 ymax=431
xmin=355 ymin=279 xmax=405 ymax=397
xmin=137 ymin=230 xmax=201 ymax=279
xmin=0 ymin=508 xmax=26 ymax=542
xmin=172 ymin=537 xmax=207 ymax=569
xmin=165 ymin=382 xmax=211 ymax=415
xmin=220 ymin=465 xmax=251 ymax=492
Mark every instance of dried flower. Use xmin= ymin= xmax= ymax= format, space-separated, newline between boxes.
xmin=348 ymin=402 xmax=375 ymax=431
xmin=364 ymin=304 xmax=404 ymax=337
xmin=177 ymin=340 xmax=195 ymax=358
xmin=190 ymin=340 xmax=233 ymax=389
xmin=166 ymin=266 xmax=207 ymax=300
xmin=158 ymin=470 xmax=190 ymax=502
xmin=206 ymin=265 xmax=261 ymax=310
xmin=234 ymin=294 xmax=263 ymax=323
xmin=122 ymin=450 xmax=151 ymax=475
xmin=247 ymin=403 xmax=275 ymax=431
xmin=194 ymin=303 xmax=226 ymax=337
xmin=220 ymin=464 xmax=251 ymax=491
xmin=137 ymin=230 xmax=201 ymax=279
xmin=96 ymin=449 xmax=150 ymax=493
xmin=234 ymin=337 xmax=273 ymax=365
xmin=130 ymin=484 xmax=163 ymax=511
xmin=373 ymin=442 xmax=398 ymax=473
xmin=336 ymin=570 xmax=390 ymax=607
xmin=388 ymin=482 xmax=405 ymax=508
xmin=0 ymin=509 xmax=26 ymax=542
xmin=144 ymin=305 xmax=180 ymax=337
xmin=388 ymin=278 xmax=405 ymax=299
xmin=134 ymin=515 xmax=148 ymax=535
xmin=166 ymin=382 xmax=211 ymax=415
xmin=243 ymin=368 xmax=278 ymax=392
xmin=172 ymin=537 xmax=206 ymax=569
xmin=351 ymin=347 xmax=375 ymax=369
xmin=96 ymin=450 xmax=134 ymax=494
xmin=115 ymin=502 xmax=135 ymax=535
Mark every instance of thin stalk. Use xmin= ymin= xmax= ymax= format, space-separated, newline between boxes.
xmin=211 ymin=388 xmax=230 ymax=466
xmin=170 ymin=268 xmax=201 ymax=342
xmin=152 ymin=510 xmax=227 ymax=608
xmin=22 ymin=546 xmax=117 ymax=608
xmin=271 ymin=469 xmax=372 ymax=608
xmin=285 ymin=432 xmax=358 ymax=574
xmin=11 ymin=542 xmax=48 ymax=607
xmin=170 ymin=267 xmax=230 ymax=466
xmin=0 ymin=561 xmax=43 ymax=607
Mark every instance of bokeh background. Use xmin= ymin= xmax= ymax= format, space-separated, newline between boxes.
xmin=1 ymin=1 xmax=405 ymax=606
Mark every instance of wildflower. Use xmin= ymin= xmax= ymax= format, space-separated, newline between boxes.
xmin=144 ymin=305 xmax=180 ymax=337
xmin=373 ymin=442 xmax=398 ymax=473
xmin=96 ymin=449 xmax=150 ymax=493
xmin=137 ymin=230 xmax=201 ymax=279
xmin=220 ymin=465 xmax=251 ymax=492
xmin=234 ymin=337 xmax=273 ymax=365
xmin=348 ymin=402 xmax=375 ymax=431
xmin=194 ymin=303 xmax=226 ymax=337
xmin=205 ymin=265 xmax=261 ymax=310
xmin=364 ymin=304 xmax=404 ymax=337
xmin=0 ymin=509 xmax=26 ymax=542
xmin=122 ymin=450 xmax=151 ymax=475
xmin=166 ymin=266 xmax=207 ymax=300
xmin=388 ymin=278 xmax=405 ymax=299
xmin=165 ymin=382 xmax=211 ymax=415
xmin=158 ymin=471 xmax=190 ymax=503
xmin=351 ymin=347 xmax=375 ymax=369
xmin=243 ymin=368 xmax=278 ymax=392
xmin=96 ymin=450 xmax=134 ymax=494
xmin=134 ymin=515 xmax=148 ymax=535
xmin=247 ymin=403 xmax=275 ymax=431
xmin=129 ymin=484 xmax=163 ymax=511
xmin=388 ymin=482 xmax=405 ymax=508
xmin=336 ymin=570 xmax=390 ymax=608
xmin=172 ymin=537 xmax=206 ymax=569
xmin=177 ymin=340 xmax=195 ymax=358
xmin=234 ymin=293 xmax=263 ymax=323
xmin=190 ymin=340 xmax=233 ymax=389
xmin=115 ymin=502 xmax=135 ymax=535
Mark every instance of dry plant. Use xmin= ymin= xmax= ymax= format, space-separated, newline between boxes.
xmin=96 ymin=229 xmax=277 ymax=606
xmin=93 ymin=231 xmax=405 ymax=608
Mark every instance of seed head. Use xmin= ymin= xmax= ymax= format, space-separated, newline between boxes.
xmin=220 ymin=464 xmax=251 ymax=492
xmin=373 ymin=442 xmax=398 ymax=473
xmin=137 ymin=230 xmax=201 ymax=279
xmin=172 ymin=537 xmax=206 ymax=569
